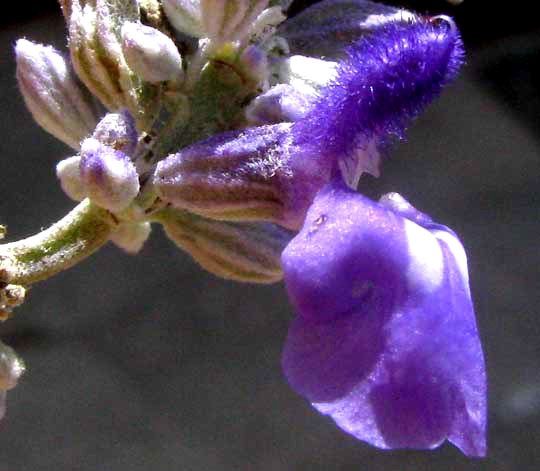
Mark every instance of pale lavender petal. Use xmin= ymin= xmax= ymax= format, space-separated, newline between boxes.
xmin=277 ymin=0 xmax=416 ymax=59
xmin=281 ymin=181 xmax=486 ymax=456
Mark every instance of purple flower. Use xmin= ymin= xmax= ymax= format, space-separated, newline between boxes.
xmin=153 ymin=16 xmax=464 ymax=230
xmin=289 ymin=16 xmax=464 ymax=192
xmin=281 ymin=180 xmax=486 ymax=456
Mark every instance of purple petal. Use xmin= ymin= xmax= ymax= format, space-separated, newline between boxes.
xmin=290 ymin=17 xmax=464 ymax=185
xmin=281 ymin=181 xmax=486 ymax=456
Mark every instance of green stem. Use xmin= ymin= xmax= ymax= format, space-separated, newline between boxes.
xmin=0 ymin=199 xmax=117 ymax=285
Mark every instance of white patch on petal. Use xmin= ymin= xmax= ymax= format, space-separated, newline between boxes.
xmin=362 ymin=10 xmax=418 ymax=29
xmin=279 ymin=55 xmax=338 ymax=95
xmin=432 ymin=230 xmax=469 ymax=286
xmin=404 ymin=219 xmax=444 ymax=295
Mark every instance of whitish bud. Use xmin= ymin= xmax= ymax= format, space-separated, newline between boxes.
xmin=68 ymin=0 xmax=160 ymax=129
xmin=93 ymin=111 xmax=138 ymax=156
xmin=15 ymin=39 xmax=100 ymax=150
xmin=0 ymin=341 xmax=25 ymax=420
xmin=279 ymin=55 xmax=338 ymax=95
xmin=162 ymin=0 xmax=205 ymax=38
xmin=200 ymin=0 xmax=270 ymax=42
xmin=156 ymin=208 xmax=292 ymax=283
xmin=79 ymin=138 xmax=140 ymax=212
xmin=242 ymin=5 xmax=286 ymax=44
xmin=56 ymin=156 xmax=85 ymax=202
xmin=121 ymin=22 xmax=184 ymax=83
xmin=245 ymin=84 xmax=314 ymax=125
xmin=110 ymin=222 xmax=152 ymax=254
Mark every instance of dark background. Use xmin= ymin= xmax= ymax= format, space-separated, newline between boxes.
xmin=1 ymin=1 xmax=539 ymax=470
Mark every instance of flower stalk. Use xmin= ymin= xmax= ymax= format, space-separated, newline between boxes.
xmin=0 ymin=199 xmax=117 ymax=286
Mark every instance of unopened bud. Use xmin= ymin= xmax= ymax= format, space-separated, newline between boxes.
xmin=0 ymin=341 xmax=25 ymax=420
xmin=156 ymin=208 xmax=292 ymax=283
xmin=162 ymin=0 xmax=205 ymax=38
xmin=200 ymin=0 xmax=270 ymax=42
xmin=68 ymin=0 xmax=160 ymax=129
xmin=245 ymin=84 xmax=314 ymax=125
xmin=121 ymin=22 xmax=184 ymax=84
xmin=110 ymin=222 xmax=152 ymax=254
xmin=15 ymin=39 xmax=100 ymax=150
xmin=153 ymin=124 xmax=292 ymax=226
xmin=56 ymin=156 xmax=85 ymax=202
xmin=93 ymin=111 xmax=138 ymax=156
xmin=79 ymin=138 xmax=140 ymax=212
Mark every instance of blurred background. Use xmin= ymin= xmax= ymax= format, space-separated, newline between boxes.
xmin=1 ymin=1 xmax=539 ymax=469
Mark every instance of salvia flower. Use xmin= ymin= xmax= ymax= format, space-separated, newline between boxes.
xmin=3 ymin=0 xmax=487 ymax=458
xmin=154 ymin=15 xmax=464 ymax=230
xmin=281 ymin=180 xmax=486 ymax=456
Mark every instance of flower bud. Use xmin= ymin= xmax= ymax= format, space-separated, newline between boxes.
xmin=79 ymin=138 xmax=140 ymax=212
xmin=0 ymin=341 xmax=25 ymax=420
xmin=15 ymin=39 xmax=101 ymax=150
xmin=93 ymin=111 xmax=138 ymax=156
xmin=200 ymin=0 xmax=270 ymax=42
xmin=156 ymin=208 xmax=292 ymax=283
xmin=110 ymin=222 xmax=152 ymax=254
xmin=56 ymin=156 xmax=85 ymax=202
xmin=121 ymin=22 xmax=184 ymax=83
xmin=162 ymin=0 xmax=205 ymax=38
xmin=68 ymin=1 xmax=127 ymax=110
xmin=0 ymin=342 xmax=24 ymax=391
xmin=153 ymin=124 xmax=293 ymax=227
xmin=245 ymin=84 xmax=314 ymax=125
xmin=68 ymin=0 xmax=160 ymax=129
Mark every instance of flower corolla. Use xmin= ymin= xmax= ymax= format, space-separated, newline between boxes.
xmin=281 ymin=181 xmax=487 ymax=456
